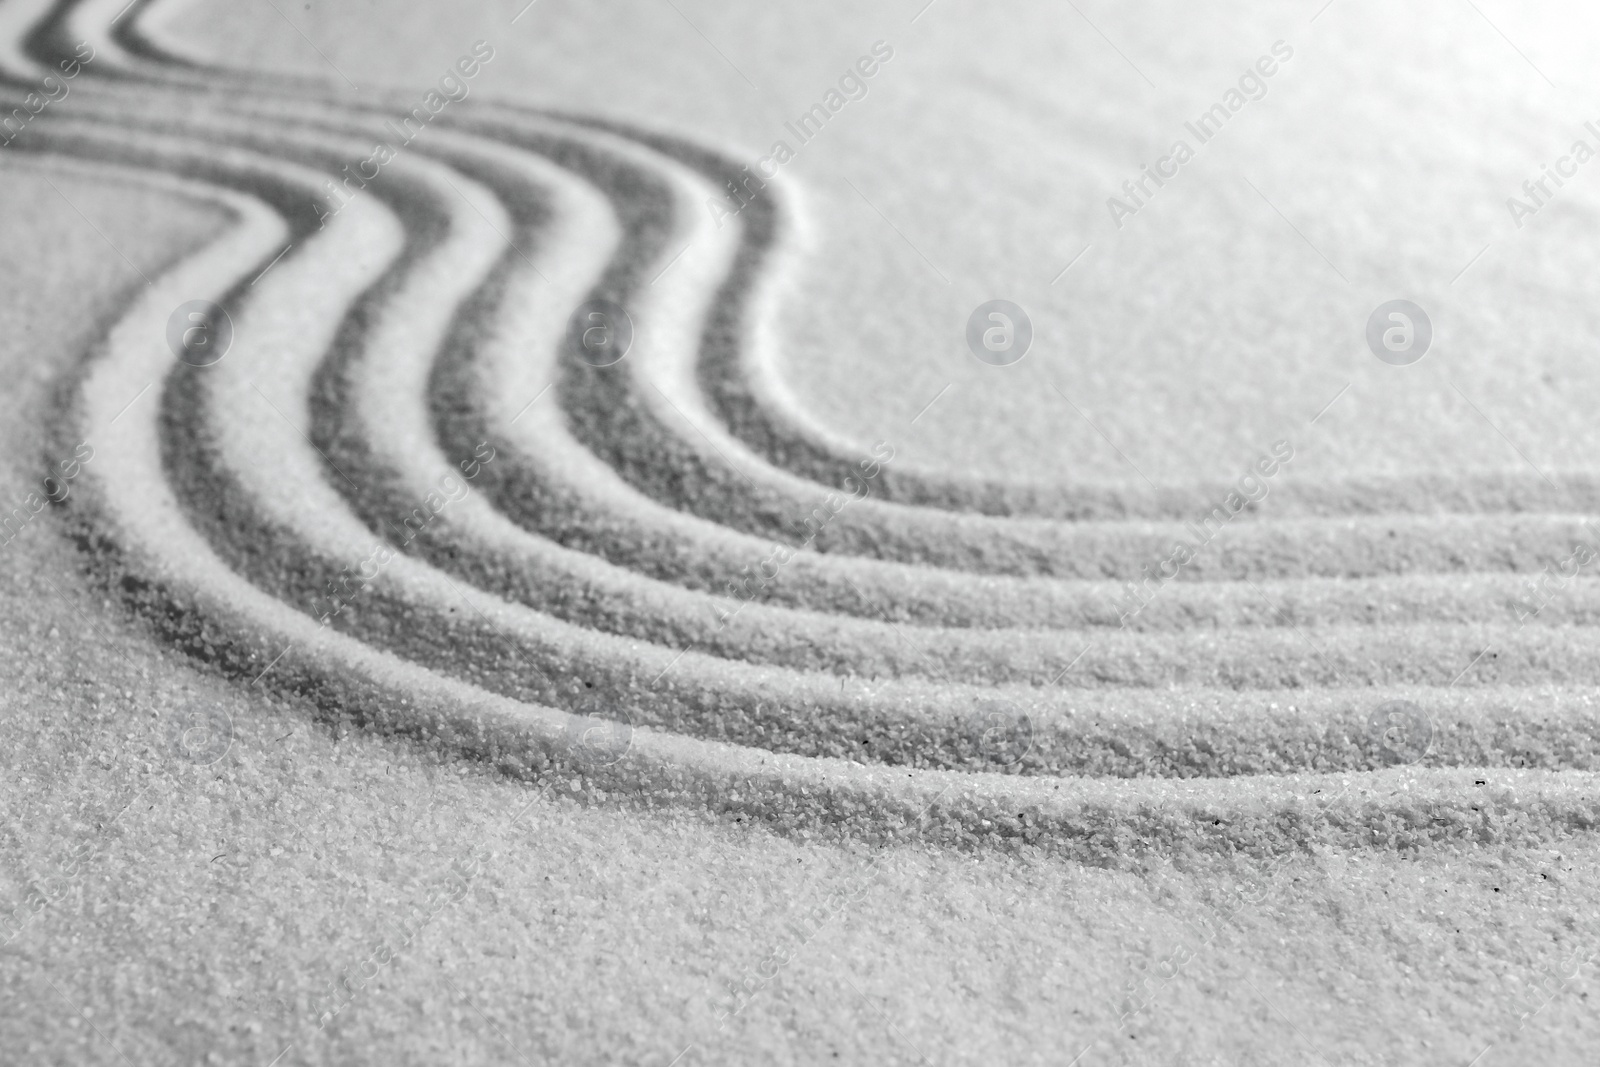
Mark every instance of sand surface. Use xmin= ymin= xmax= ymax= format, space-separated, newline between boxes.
xmin=4 ymin=1 xmax=1600 ymax=1064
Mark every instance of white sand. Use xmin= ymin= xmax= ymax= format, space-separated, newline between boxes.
xmin=5 ymin=0 xmax=1600 ymax=1064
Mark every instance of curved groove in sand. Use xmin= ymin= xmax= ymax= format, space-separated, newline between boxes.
xmin=6 ymin=0 xmax=1600 ymax=860
xmin=37 ymin=0 xmax=1600 ymax=527
xmin=123 ymin=107 xmax=1597 ymax=778
xmin=42 ymin=109 xmax=1600 ymax=740
xmin=49 ymin=129 xmax=1589 ymax=862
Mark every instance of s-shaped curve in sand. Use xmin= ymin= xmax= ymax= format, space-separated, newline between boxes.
xmin=4 ymin=0 xmax=1600 ymax=875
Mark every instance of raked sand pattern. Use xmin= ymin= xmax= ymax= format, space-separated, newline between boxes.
xmin=7 ymin=0 xmax=1600 ymax=877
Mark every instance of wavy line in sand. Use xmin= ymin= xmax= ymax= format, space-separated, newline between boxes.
xmin=8 ymin=0 xmax=1600 ymax=860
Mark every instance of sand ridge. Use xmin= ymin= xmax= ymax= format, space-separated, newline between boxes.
xmin=2 ymin=0 xmax=1599 ymax=875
